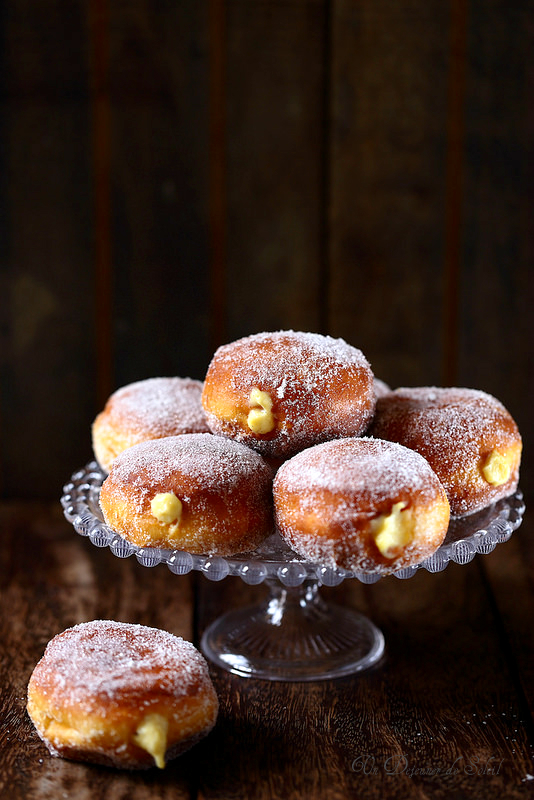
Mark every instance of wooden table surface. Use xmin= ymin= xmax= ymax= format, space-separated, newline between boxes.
xmin=1 ymin=498 xmax=533 ymax=800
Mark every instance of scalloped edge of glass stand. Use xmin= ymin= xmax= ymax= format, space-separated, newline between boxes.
xmin=61 ymin=462 xmax=525 ymax=588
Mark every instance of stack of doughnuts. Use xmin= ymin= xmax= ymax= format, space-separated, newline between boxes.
xmin=25 ymin=330 xmax=522 ymax=770
xmin=91 ymin=330 xmax=521 ymax=568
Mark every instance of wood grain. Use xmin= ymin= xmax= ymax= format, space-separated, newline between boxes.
xmin=88 ymin=0 xmax=114 ymax=409
xmin=1 ymin=1 xmax=532 ymax=502
xmin=456 ymin=0 xmax=534 ymax=505
xmin=208 ymin=0 xmax=228 ymax=353
xmin=327 ymin=0 xmax=451 ymax=387
xmin=481 ymin=516 xmax=534 ymax=720
xmin=2 ymin=502 xmax=533 ymax=798
xmin=0 ymin=502 xmax=194 ymax=800
xmin=222 ymin=0 xmax=328 ymax=340
xmin=0 ymin=1 xmax=95 ymax=498
xmin=1 ymin=2 xmax=533 ymax=797
xmin=442 ymin=0 xmax=468 ymax=387
xmin=195 ymin=534 xmax=534 ymax=798
xmin=107 ymin=1 xmax=212 ymax=386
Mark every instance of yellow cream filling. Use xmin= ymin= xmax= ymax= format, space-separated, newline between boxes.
xmin=481 ymin=449 xmax=513 ymax=486
xmin=370 ymin=501 xmax=413 ymax=558
xmin=151 ymin=492 xmax=182 ymax=524
xmin=133 ymin=713 xmax=168 ymax=769
xmin=247 ymin=388 xmax=275 ymax=434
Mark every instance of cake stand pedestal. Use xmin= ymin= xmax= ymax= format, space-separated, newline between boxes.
xmin=201 ymin=578 xmax=384 ymax=681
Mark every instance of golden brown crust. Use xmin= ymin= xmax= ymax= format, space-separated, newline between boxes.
xmin=92 ymin=377 xmax=210 ymax=472
xmin=370 ymin=387 xmax=522 ymax=515
xmin=273 ymin=437 xmax=450 ymax=573
xmin=99 ymin=433 xmax=274 ymax=554
xmin=26 ymin=620 xmax=218 ymax=769
xmin=202 ymin=331 xmax=375 ymax=459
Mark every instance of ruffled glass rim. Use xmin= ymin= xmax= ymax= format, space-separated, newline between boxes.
xmin=61 ymin=462 xmax=525 ymax=588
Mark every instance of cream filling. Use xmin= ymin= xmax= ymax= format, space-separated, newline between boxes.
xmin=370 ymin=501 xmax=413 ymax=558
xmin=247 ymin=388 xmax=275 ymax=434
xmin=151 ymin=492 xmax=182 ymax=524
xmin=481 ymin=449 xmax=513 ymax=486
xmin=133 ymin=713 xmax=169 ymax=769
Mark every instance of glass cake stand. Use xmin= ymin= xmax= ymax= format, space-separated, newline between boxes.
xmin=61 ymin=462 xmax=525 ymax=682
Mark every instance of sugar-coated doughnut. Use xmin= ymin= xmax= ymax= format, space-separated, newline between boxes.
xmin=92 ymin=377 xmax=210 ymax=472
xmin=273 ymin=437 xmax=450 ymax=573
xmin=100 ymin=433 xmax=274 ymax=554
xmin=370 ymin=386 xmax=522 ymax=515
xmin=202 ymin=331 xmax=375 ymax=459
xmin=373 ymin=377 xmax=391 ymax=398
xmin=27 ymin=620 xmax=218 ymax=770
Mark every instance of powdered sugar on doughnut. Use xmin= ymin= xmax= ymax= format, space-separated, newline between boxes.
xmin=102 ymin=377 xmax=209 ymax=438
xmin=373 ymin=377 xmax=391 ymax=398
xmin=373 ymin=386 xmax=516 ymax=461
xmin=371 ymin=386 xmax=522 ymax=515
xmin=202 ymin=330 xmax=375 ymax=458
xmin=108 ymin=433 xmax=271 ymax=507
xmin=100 ymin=433 xmax=274 ymax=554
xmin=275 ymin=437 xmax=443 ymax=509
xmin=208 ymin=330 xmax=370 ymax=396
xmin=273 ymin=437 xmax=449 ymax=572
xmin=30 ymin=620 xmax=212 ymax=714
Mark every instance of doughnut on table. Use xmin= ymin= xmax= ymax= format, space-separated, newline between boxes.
xmin=61 ymin=462 xmax=525 ymax=682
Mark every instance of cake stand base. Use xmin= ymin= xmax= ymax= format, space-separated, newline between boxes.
xmin=200 ymin=579 xmax=385 ymax=681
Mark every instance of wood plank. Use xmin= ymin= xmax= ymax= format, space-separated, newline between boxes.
xmin=195 ymin=530 xmax=534 ymax=798
xmin=2 ymin=507 xmax=533 ymax=798
xmin=208 ymin=0 xmax=228 ymax=353
xmin=457 ymin=0 xmax=534 ymax=505
xmin=0 ymin=1 xmax=95 ymax=498
xmin=0 ymin=502 xmax=194 ymax=799
xmin=107 ymin=2 xmax=213 ymax=388
xmin=223 ymin=0 xmax=328 ymax=340
xmin=327 ymin=0 xmax=451 ymax=387
xmin=481 ymin=514 xmax=534 ymax=720
xmin=89 ymin=0 xmax=114 ymax=409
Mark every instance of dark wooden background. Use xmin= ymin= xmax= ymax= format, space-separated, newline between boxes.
xmin=0 ymin=1 xmax=532 ymax=506
xmin=1 ymin=5 xmax=534 ymax=797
